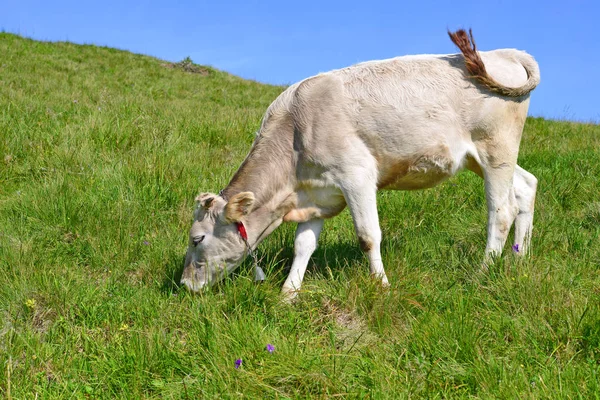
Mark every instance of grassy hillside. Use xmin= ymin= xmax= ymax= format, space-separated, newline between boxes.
xmin=1 ymin=33 xmax=599 ymax=399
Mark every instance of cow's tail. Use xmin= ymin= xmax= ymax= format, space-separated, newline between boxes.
xmin=448 ymin=29 xmax=540 ymax=97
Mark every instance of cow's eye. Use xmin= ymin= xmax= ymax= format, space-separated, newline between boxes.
xmin=193 ymin=235 xmax=205 ymax=246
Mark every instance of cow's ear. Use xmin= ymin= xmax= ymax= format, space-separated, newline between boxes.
xmin=195 ymin=193 xmax=216 ymax=209
xmin=224 ymin=192 xmax=255 ymax=223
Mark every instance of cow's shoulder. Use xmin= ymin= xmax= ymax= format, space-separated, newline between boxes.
xmin=292 ymin=73 xmax=345 ymax=106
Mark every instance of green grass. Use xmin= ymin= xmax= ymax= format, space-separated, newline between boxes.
xmin=1 ymin=32 xmax=599 ymax=399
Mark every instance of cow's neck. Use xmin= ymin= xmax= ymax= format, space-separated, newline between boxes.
xmin=222 ymin=129 xmax=297 ymax=248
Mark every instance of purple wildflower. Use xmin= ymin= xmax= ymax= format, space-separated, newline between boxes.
xmin=512 ymin=244 xmax=520 ymax=253
xmin=234 ymin=358 xmax=242 ymax=369
xmin=266 ymin=344 xmax=275 ymax=353
xmin=143 ymin=240 xmax=150 ymax=246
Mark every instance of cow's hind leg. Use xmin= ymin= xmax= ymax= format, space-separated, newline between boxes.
xmin=512 ymin=165 xmax=537 ymax=256
xmin=478 ymin=150 xmax=520 ymax=263
xmin=339 ymin=170 xmax=389 ymax=286
xmin=281 ymin=219 xmax=324 ymax=301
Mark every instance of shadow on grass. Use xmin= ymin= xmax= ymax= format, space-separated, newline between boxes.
xmin=254 ymin=239 xmax=365 ymax=284
xmin=161 ymin=239 xmax=366 ymax=295
xmin=161 ymin=234 xmax=501 ymax=298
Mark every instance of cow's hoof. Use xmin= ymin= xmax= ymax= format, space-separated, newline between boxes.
xmin=280 ymin=288 xmax=299 ymax=304
xmin=371 ymin=273 xmax=390 ymax=287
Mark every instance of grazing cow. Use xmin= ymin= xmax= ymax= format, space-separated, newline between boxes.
xmin=181 ymin=29 xmax=540 ymax=299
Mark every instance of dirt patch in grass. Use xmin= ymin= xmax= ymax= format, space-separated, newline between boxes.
xmin=320 ymin=298 xmax=379 ymax=350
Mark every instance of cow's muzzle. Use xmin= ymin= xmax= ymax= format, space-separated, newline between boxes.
xmin=180 ymin=262 xmax=209 ymax=293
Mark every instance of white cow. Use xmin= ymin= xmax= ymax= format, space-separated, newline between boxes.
xmin=181 ymin=29 xmax=540 ymax=299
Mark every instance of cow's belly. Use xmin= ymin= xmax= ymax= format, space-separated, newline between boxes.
xmin=352 ymin=103 xmax=474 ymax=190
xmin=377 ymin=144 xmax=457 ymax=190
xmin=375 ymin=137 xmax=475 ymax=190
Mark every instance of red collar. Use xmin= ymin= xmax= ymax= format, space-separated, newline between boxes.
xmin=236 ymin=220 xmax=265 ymax=282
xmin=236 ymin=222 xmax=248 ymax=241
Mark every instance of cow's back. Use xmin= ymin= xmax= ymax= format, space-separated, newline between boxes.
xmin=266 ymin=49 xmax=534 ymax=135
xmin=332 ymin=50 xmax=531 ymax=124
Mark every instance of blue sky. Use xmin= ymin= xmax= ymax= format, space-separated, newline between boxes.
xmin=2 ymin=0 xmax=598 ymax=121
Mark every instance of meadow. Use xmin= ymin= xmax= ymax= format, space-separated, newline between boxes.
xmin=1 ymin=32 xmax=599 ymax=398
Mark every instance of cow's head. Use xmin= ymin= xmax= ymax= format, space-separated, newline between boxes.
xmin=180 ymin=191 xmax=255 ymax=292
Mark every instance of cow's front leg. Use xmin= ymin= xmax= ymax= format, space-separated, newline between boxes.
xmin=341 ymin=181 xmax=389 ymax=286
xmin=281 ymin=219 xmax=324 ymax=301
